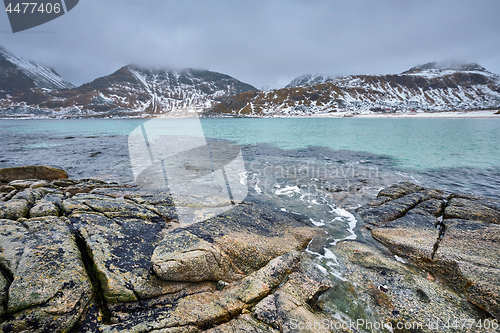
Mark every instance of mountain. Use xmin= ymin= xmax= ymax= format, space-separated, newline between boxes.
xmin=0 ymin=48 xmax=257 ymax=118
xmin=37 ymin=65 xmax=258 ymax=116
xmin=1 ymin=47 xmax=499 ymax=119
xmin=204 ymin=63 xmax=500 ymax=117
xmin=286 ymin=73 xmax=335 ymax=88
xmin=0 ymin=46 xmax=74 ymax=95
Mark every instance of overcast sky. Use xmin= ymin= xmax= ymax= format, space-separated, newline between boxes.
xmin=1 ymin=0 xmax=499 ymax=89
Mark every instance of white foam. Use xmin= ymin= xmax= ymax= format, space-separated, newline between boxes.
xmin=238 ymin=172 xmax=248 ymax=185
xmin=316 ymin=264 xmax=328 ymax=274
xmin=394 ymin=255 xmax=406 ymax=264
xmin=310 ymin=218 xmax=325 ymax=226
xmin=275 ymin=185 xmax=301 ymax=196
xmin=332 ymin=207 xmax=358 ymax=241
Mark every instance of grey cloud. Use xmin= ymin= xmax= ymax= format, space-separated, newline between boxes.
xmin=1 ymin=0 xmax=498 ymax=89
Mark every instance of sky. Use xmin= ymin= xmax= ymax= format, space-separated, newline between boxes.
xmin=1 ymin=0 xmax=499 ymax=89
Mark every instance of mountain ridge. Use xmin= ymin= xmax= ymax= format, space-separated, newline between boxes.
xmin=0 ymin=47 xmax=257 ymax=118
xmin=0 ymin=46 xmax=499 ymax=118
xmin=0 ymin=47 xmax=74 ymax=95
xmin=204 ymin=63 xmax=500 ymax=117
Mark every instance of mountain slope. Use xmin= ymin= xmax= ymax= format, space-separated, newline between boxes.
xmin=204 ymin=63 xmax=500 ymax=117
xmin=0 ymin=46 xmax=74 ymax=95
xmin=0 ymin=50 xmax=257 ymax=117
xmin=59 ymin=65 xmax=257 ymax=114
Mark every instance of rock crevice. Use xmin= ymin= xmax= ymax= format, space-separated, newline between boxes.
xmin=359 ymin=182 xmax=500 ymax=320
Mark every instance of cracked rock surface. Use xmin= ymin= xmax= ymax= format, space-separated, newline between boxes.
xmin=358 ymin=181 xmax=500 ymax=320
xmin=0 ymin=175 xmax=327 ymax=332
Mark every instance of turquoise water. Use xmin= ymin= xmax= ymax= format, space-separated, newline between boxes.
xmin=201 ymin=118 xmax=500 ymax=170
xmin=2 ymin=118 xmax=499 ymax=170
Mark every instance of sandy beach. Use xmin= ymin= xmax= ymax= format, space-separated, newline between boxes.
xmin=295 ymin=109 xmax=500 ymax=119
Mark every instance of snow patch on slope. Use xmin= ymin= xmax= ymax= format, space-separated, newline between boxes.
xmin=0 ymin=48 xmax=74 ymax=90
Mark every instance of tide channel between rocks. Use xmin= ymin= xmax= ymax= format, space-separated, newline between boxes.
xmin=0 ymin=172 xmax=499 ymax=332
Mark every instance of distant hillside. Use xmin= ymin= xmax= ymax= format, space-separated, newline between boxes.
xmin=0 ymin=47 xmax=257 ymax=118
xmin=204 ymin=63 xmax=500 ymax=117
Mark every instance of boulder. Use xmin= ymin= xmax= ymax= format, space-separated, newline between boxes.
xmin=94 ymin=251 xmax=331 ymax=332
xmin=0 ymin=166 xmax=68 ymax=183
xmin=0 ymin=200 xmax=29 ymax=220
xmin=152 ymin=203 xmax=318 ymax=283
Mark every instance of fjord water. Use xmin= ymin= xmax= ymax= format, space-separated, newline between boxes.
xmin=1 ymin=118 xmax=499 ymax=198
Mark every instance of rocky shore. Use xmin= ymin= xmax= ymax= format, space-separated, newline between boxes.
xmin=1 ymin=167 xmax=499 ymax=332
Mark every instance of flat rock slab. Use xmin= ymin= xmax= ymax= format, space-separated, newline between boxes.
xmin=152 ymin=203 xmax=319 ymax=283
xmin=358 ymin=181 xmax=500 ymax=320
xmin=0 ymin=165 xmax=68 ymax=182
xmin=0 ymin=216 xmax=91 ymax=332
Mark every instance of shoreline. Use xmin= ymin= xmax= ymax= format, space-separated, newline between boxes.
xmin=1 ymin=110 xmax=499 ymax=120
xmin=306 ymin=110 xmax=500 ymax=119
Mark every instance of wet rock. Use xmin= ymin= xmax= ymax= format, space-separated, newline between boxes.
xmin=253 ymin=269 xmax=334 ymax=333
xmin=319 ymin=241 xmax=492 ymax=333
xmin=372 ymin=212 xmax=440 ymax=262
xmin=414 ymin=198 xmax=445 ymax=217
xmin=376 ymin=181 xmax=425 ymax=199
xmin=0 ymin=216 xmax=91 ymax=332
xmin=359 ymin=182 xmax=500 ymax=320
xmin=0 ymin=165 xmax=68 ymax=183
xmin=205 ymin=313 xmax=278 ymax=333
xmin=152 ymin=230 xmax=244 ymax=283
xmin=0 ymin=175 xmax=336 ymax=332
xmin=359 ymin=191 xmax=430 ymax=226
xmin=434 ymin=219 xmax=500 ymax=319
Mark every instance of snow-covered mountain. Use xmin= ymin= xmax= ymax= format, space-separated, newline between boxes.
xmin=204 ymin=63 xmax=500 ymax=117
xmin=44 ymin=65 xmax=257 ymax=116
xmin=0 ymin=48 xmax=257 ymax=118
xmin=1 ymin=46 xmax=499 ymax=119
xmin=286 ymin=74 xmax=335 ymax=88
xmin=0 ymin=46 xmax=74 ymax=94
